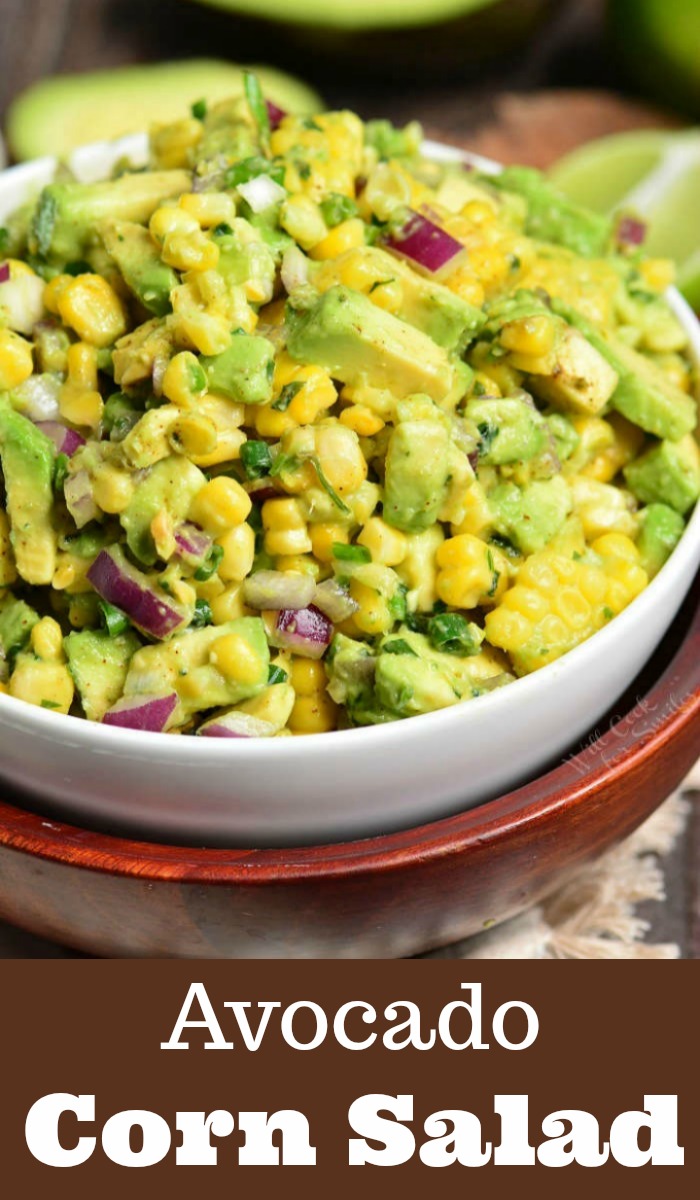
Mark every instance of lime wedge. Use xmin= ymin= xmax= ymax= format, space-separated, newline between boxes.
xmin=550 ymin=129 xmax=700 ymax=307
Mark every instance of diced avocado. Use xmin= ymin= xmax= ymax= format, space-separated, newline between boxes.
xmin=0 ymin=595 xmax=39 ymax=662
xmin=326 ymin=633 xmax=377 ymax=715
xmin=201 ymin=334 xmax=275 ymax=407
xmin=636 ymin=503 xmax=686 ymax=578
xmin=493 ymin=166 xmax=612 ymax=257
xmin=383 ymin=396 xmax=451 ymax=532
xmin=120 ymin=405 xmax=179 ymax=469
xmin=123 ymin=617 xmax=269 ymax=720
xmin=375 ymin=650 xmax=459 ymax=717
xmin=554 ymin=300 xmax=697 ymax=440
xmin=546 ymin=412 xmax=580 ymax=461
xmin=101 ymin=220 xmax=179 ymax=317
xmin=30 ymin=171 xmax=191 ymax=265
xmin=214 ymin=225 xmax=276 ymax=302
xmin=486 ymin=290 xmax=618 ymax=416
xmin=465 ymin=395 xmax=549 ymax=465
xmin=286 ymin=285 xmax=456 ymax=404
xmin=490 ymin=476 xmax=572 ymax=555
xmin=194 ymin=96 xmax=259 ymax=166
xmin=120 ymin=455 xmax=206 ymax=565
xmin=112 ymin=318 xmax=174 ymax=390
xmin=0 ymin=402 xmax=57 ymax=585
xmin=315 ymin=246 xmax=484 ymax=353
xmin=624 ymin=436 xmax=700 ymax=515
xmin=64 ymin=628 xmax=141 ymax=721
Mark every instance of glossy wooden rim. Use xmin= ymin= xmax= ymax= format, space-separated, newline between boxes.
xmin=0 ymin=579 xmax=697 ymax=884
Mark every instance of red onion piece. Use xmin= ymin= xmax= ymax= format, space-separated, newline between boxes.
xmin=0 ymin=263 xmax=9 ymax=284
xmin=245 ymin=477 xmax=279 ymax=504
xmin=198 ymin=710 xmax=276 ymax=738
xmin=273 ymin=605 xmax=332 ymax=659
xmin=87 ymin=547 xmax=190 ymax=640
xmin=102 ymin=691 xmax=178 ymax=732
xmin=313 ymin=578 xmax=359 ymax=623
xmin=384 ymin=208 xmax=464 ymax=275
xmin=173 ymin=522 xmax=212 ymax=567
xmin=266 ymin=99 xmax=287 ymax=131
xmin=64 ymin=470 xmax=99 ymax=529
xmin=243 ymin=570 xmax=316 ymax=611
xmin=616 ymin=215 xmax=647 ymax=248
xmin=36 ymin=420 xmax=85 ymax=457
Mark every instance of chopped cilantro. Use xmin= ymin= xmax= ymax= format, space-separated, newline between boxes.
xmin=240 ymin=440 xmax=273 ymax=480
xmin=383 ymin=639 xmax=418 ymax=657
xmin=428 ymin=612 xmax=481 ymax=656
xmin=243 ymin=72 xmax=270 ymax=148
xmin=191 ymin=98 xmax=207 ymax=121
xmin=99 ymin=601 xmax=131 ymax=637
xmin=268 ymin=664 xmax=289 ymax=684
xmin=271 ymin=380 xmax=303 ymax=411
xmin=320 ymin=193 xmax=359 ymax=228
xmin=194 ymin=544 xmax=224 ymax=582
xmin=332 ymin=543 xmax=371 ymax=564
xmin=192 ymin=599 xmax=213 ymax=627
xmin=53 ymin=453 xmax=69 ymax=493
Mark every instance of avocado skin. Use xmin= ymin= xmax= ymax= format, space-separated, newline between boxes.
xmin=553 ymin=300 xmax=697 ymax=441
xmin=0 ymin=402 xmax=57 ymax=585
xmin=64 ymin=628 xmax=141 ymax=721
xmin=636 ymin=503 xmax=686 ymax=578
xmin=101 ymin=221 xmax=179 ymax=318
xmin=0 ymin=595 xmax=39 ymax=662
xmin=624 ymin=436 xmax=700 ymax=516
xmin=201 ymin=335 xmax=275 ymax=406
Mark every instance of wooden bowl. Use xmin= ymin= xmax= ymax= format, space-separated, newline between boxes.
xmin=0 ymin=576 xmax=697 ymax=958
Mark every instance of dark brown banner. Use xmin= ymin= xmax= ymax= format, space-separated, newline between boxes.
xmin=0 ymin=961 xmax=696 ymax=1197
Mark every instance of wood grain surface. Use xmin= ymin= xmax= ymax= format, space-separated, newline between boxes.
xmin=0 ymin=0 xmax=697 ymax=955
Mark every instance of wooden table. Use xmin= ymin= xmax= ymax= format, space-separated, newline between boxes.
xmin=0 ymin=0 xmax=697 ymax=955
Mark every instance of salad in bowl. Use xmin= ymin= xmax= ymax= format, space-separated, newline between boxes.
xmin=0 ymin=77 xmax=698 ymax=753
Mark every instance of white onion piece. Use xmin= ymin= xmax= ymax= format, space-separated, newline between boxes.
xmin=198 ymin=711 xmax=276 ymax=738
xmin=0 ymin=271 xmax=46 ymax=335
xmin=243 ymin=570 xmax=316 ymax=611
xmin=281 ymin=244 xmax=310 ymax=294
xmin=103 ymin=692 xmax=178 ymax=732
xmin=14 ymin=373 xmax=61 ymax=421
xmin=237 ymin=174 xmax=286 ymax=213
xmin=64 ymin=471 xmax=99 ymax=529
xmin=313 ymin=578 xmax=359 ymax=623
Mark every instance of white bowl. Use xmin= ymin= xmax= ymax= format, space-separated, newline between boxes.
xmin=1 ymin=135 xmax=699 ymax=847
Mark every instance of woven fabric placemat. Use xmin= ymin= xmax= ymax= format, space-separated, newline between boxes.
xmin=1 ymin=767 xmax=697 ymax=959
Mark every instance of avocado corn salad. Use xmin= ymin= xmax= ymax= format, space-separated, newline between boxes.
xmin=0 ymin=82 xmax=698 ymax=737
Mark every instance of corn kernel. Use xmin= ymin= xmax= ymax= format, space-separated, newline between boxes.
xmin=310 ymin=217 xmax=366 ymax=261
xmin=176 ymin=310 xmax=233 ymax=357
xmin=339 ymin=404 xmax=385 ymax=436
xmin=500 ymin=314 xmax=556 ymax=358
xmin=91 ymin=465 xmax=134 ymax=514
xmin=0 ymin=329 xmax=34 ymax=390
xmin=43 ymin=275 xmax=73 ymax=314
xmin=210 ymin=633 xmax=262 ymax=685
xmin=350 ymin=579 xmax=393 ymax=635
xmin=291 ymin=658 xmax=327 ymax=696
xmin=288 ymin=691 xmax=338 ymax=734
xmin=151 ymin=118 xmax=202 ymax=168
xmin=210 ymin=583 xmax=250 ymax=624
xmin=190 ymin=477 xmax=252 ymax=534
xmin=171 ymin=413 xmax=218 ymax=458
xmin=162 ymin=351 xmax=207 ymax=408
xmin=275 ymin=555 xmax=319 ymax=577
xmin=57 ymin=275 xmax=127 ymax=347
xmin=179 ymin=191 xmax=237 ymax=228
xmin=254 ymin=405 xmax=297 ymax=438
xmin=357 ymin=517 xmax=407 ymax=566
xmin=436 ymin=534 xmax=508 ymax=609
xmin=60 ymin=342 xmax=103 ymax=428
xmin=217 ymin=522 xmax=256 ymax=582
xmin=30 ymin=617 xmax=64 ymax=662
xmin=262 ymin=497 xmax=312 ymax=557
xmin=309 ymin=523 xmax=349 ymax=563
xmin=280 ymin=194 xmax=327 ymax=250
xmin=9 ymin=659 xmax=74 ymax=714
xmin=150 ymin=205 xmax=200 ymax=244
xmin=162 ymin=231 xmax=220 ymax=273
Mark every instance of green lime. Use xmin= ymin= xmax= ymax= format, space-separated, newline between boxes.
xmin=609 ymin=0 xmax=700 ymax=119
xmin=550 ymin=130 xmax=700 ymax=308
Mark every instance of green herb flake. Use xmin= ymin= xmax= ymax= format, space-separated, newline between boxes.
xmin=191 ymin=98 xmax=208 ymax=121
xmin=320 ymin=193 xmax=359 ymax=229
xmin=428 ymin=612 xmax=481 ymax=657
xmin=243 ymin=72 xmax=271 ymax=149
xmin=388 ymin=584 xmax=408 ymax=621
xmin=311 ymin=457 xmax=351 ymax=516
xmin=53 ymin=453 xmax=70 ymax=494
xmin=192 ymin=599 xmax=213 ymax=627
xmin=65 ymin=260 xmax=93 ymax=277
xmin=194 ymin=543 xmax=224 ymax=582
xmin=0 ymin=228 xmax=8 ymax=254
xmin=226 ymin=156 xmax=285 ymax=189
xmin=33 ymin=192 xmax=58 ymax=259
xmin=603 ymin=606 xmax=614 ymax=621
xmin=272 ymin=380 xmax=303 ymax=411
xmin=383 ymin=639 xmax=418 ymax=657
xmin=269 ymin=451 xmax=300 ymax=479
xmin=268 ymin=664 xmax=289 ymax=684
xmin=332 ymin=543 xmax=371 ymax=564
xmin=240 ymin=440 xmax=273 ymax=480
xmin=40 ymin=700 xmax=61 ymax=710
xmin=99 ymin=600 xmax=130 ymax=637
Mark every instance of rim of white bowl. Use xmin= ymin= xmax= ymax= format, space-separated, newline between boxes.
xmin=0 ymin=133 xmax=698 ymax=759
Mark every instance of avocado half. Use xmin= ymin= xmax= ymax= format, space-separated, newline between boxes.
xmin=609 ymin=0 xmax=700 ymax=119
xmin=6 ymin=59 xmax=323 ymax=162
xmin=183 ymin=0 xmax=555 ymax=75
